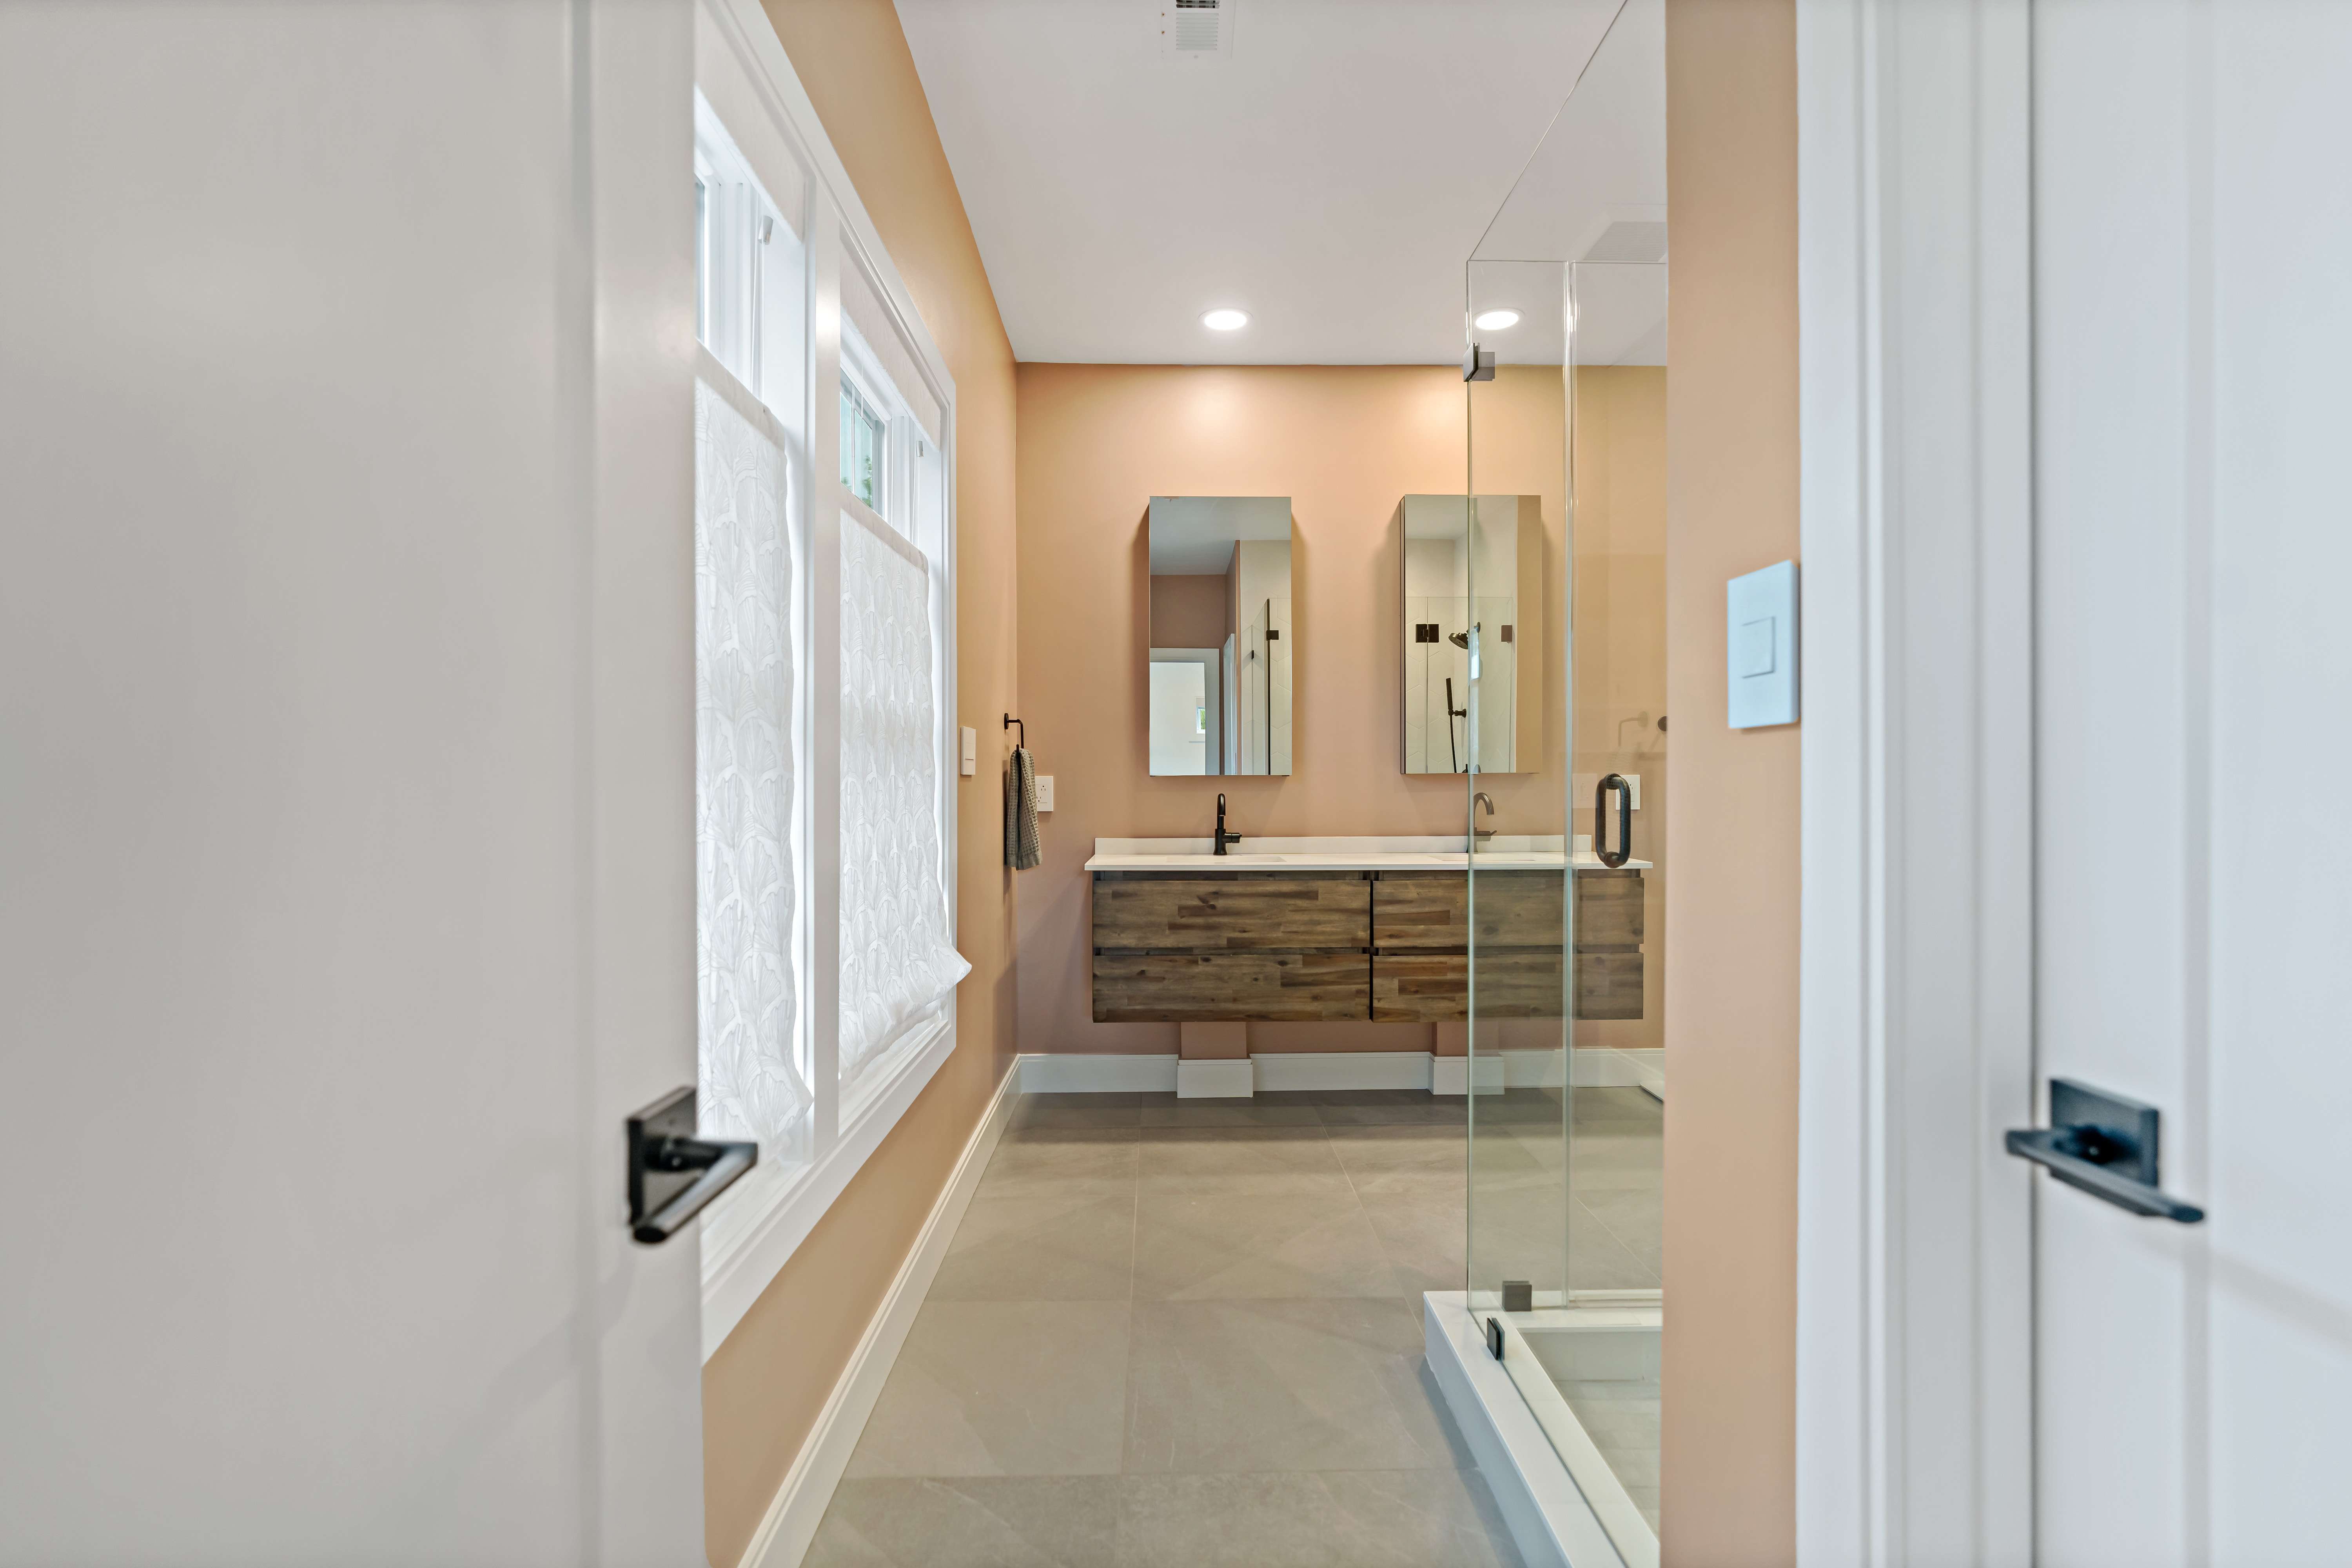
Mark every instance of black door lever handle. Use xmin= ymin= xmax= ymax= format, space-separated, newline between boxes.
xmin=2005 ymin=1078 xmax=2203 ymax=1224
xmin=628 ymin=1086 xmax=758 ymax=1245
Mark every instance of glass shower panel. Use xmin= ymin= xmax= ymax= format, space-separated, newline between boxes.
xmin=1465 ymin=257 xmax=1572 ymax=1318
xmin=1461 ymin=0 xmax=1667 ymax=1551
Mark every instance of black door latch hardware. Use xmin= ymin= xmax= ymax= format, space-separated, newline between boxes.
xmin=628 ymin=1086 xmax=757 ymax=1245
xmin=2004 ymin=1078 xmax=2203 ymax=1224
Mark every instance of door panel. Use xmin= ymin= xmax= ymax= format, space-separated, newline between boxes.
xmin=0 ymin=4 xmax=703 ymax=1561
xmin=2033 ymin=2 xmax=2352 ymax=1563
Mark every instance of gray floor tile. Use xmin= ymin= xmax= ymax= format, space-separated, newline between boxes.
xmin=807 ymin=1094 xmax=1544 ymax=1567
xmin=980 ymin=1126 xmax=1140 ymax=1196
xmin=1140 ymin=1098 xmax=1322 ymax=1127
xmin=1356 ymin=1178 xmax=1468 ymax=1295
xmin=1577 ymin=1186 xmax=1663 ymax=1266
xmin=846 ymin=1300 xmax=1131 ymax=1479
xmin=1135 ymin=1125 xmax=1346 ymax=1191
xmin=1131 ymin=1184 xmax=1399 ymax=1300
xmin=1013 ymin=1100 xmax=1148 ymax=1130
xmin=1313 ymin=1096 xmax=1468 ymax=1126
xmin=806 ymin=1476 xmax=1123 ymax=1568
xmin=1115 ymin=1470 xmax=1527 ymax=1568
xmin=928 ymin=1186 xmax=1136 ymax=1302
xmin=1124 ymin=1297 xmax=1467 ymax=1474
xmin=1569 ymin=1201 xmax=1659 ymax=1289
xmin=1329 ymin=1124 xmax=1479 ymax=1182
xmin=1572 ymin=1086 xmax=1662 ymax=1126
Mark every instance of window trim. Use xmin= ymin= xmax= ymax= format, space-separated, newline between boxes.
xmin=693 ymin=0 xmax=962 ymax=1360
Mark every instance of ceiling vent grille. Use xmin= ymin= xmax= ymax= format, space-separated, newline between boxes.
xmin=1157 ymin=0 xmax=1234 ymax=60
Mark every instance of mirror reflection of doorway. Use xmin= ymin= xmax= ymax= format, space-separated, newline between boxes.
xmin=1147 ymin=648 xmax=1220 ymax=774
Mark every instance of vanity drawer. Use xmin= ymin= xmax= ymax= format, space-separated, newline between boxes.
xmin=1573 ymin=871 xmax=1644 ymax=948
xmin=1372 ymin=870 xmax=1566 ymax=950
xmin=1369 ymin=948 xmax=1566 ymax=1022
xmin=1575 ymin=951 xmax=1644 ymax=1021
xmin=1092 ymin=872 xmax=1370 ymax=952
xmin=1091 ymin=950 xmax=1370 ymax=1023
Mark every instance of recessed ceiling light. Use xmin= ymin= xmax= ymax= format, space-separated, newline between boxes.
xmin=1201 ymin=308 xmax=1249 ymax=332
xmin=1474 ymin=308 xmax=1521 ymax=331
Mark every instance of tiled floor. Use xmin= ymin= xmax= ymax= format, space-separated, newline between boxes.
xmin=803 ymin=1084 xmax=1664 ymax=1567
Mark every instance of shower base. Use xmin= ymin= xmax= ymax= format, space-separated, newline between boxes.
xmin=1425 ymin=1291 xmax=1663 ymax=1568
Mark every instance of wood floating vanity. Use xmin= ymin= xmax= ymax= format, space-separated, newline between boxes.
xmin=1086 ymin=837 xmax=1647 ymax=1024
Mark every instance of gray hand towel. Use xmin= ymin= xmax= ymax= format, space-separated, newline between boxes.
xmin=1005 ymin=745 xmax=1040 ymax=870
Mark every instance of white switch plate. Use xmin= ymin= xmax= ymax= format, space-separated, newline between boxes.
xmin=1035 ymin=775 xmax=1055 ymax=812
xmin=958 ymin=725 xmax=976 ymax=776
xmin=1727 ymin=560 xmax=1800 ymax=728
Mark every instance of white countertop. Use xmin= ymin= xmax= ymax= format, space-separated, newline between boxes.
xmin=1083 ymin=835 xmax=1651 ymax=873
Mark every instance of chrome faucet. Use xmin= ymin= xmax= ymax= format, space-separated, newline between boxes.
xmin=1214 ymin=792 xmax=1244 ymax=856
xmin=1473 ymin=791 xmax=1497 ymax=844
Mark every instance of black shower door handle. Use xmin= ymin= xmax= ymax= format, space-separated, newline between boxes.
xmin=1595 ymin=773 xmax=1632 ymax=868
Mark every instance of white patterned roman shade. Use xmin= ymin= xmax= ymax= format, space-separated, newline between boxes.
xmin=839 ymin=509 xmax=969 ymax=1083
xmin=694 ymin=368 xmax=808 ymax=1149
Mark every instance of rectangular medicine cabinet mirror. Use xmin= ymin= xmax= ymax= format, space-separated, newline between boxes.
xmin=1399 ymin=494 xmax=1542 ymax=774
xmin=1147 ymin=496 xmax=1293 ymax=776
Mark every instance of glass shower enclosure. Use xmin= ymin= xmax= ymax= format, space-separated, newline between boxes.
xmin=1442 ymin=2 xmax=1667 ymax=1564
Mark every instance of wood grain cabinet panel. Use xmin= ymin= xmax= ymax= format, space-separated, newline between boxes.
xmin=1089 ymin=868 xmax=1643 ymax=1024
xmin=1091 ymin=950 xmax=1368 ymax=1023
xmin=1569 ymin=872 xmax=1644 ymax=1021
xmin=1092 ymin=872 xmax=1370 ymax=952
xmin=1573 ymin=871 xmax=1644 ymax=949
xmin=1370 ymin=949 xmax=1567 ymax=1022
xmin=1370 ymin=870 xmax=1566 ymax=948
xmin=1367 ymin=872 xmax=1470 ymax=949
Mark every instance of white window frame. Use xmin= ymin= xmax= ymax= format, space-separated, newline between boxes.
xmin=692 ymin=0 xmax=961 ymax=1359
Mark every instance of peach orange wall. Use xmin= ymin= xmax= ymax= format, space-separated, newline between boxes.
xmin=1014 ymin=363 xmax=1569 ymax=1057
xmin=700 ymin=2 xmax=1019 ymax=1563
xmin=1147 ymin=574 xmax=1229 ymax=649
xmin=1573 ymin=366 xmax=1669 ymax=1053
xmin=1660 ymin=0 xmax=1802 ymax=1563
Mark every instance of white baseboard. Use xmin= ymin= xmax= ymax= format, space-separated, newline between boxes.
xmin=1176 ymin=1058 xmax=1255 ymax=1099
xmin=1572 ymin=1047 xmax=1665 ymax=1097
xmin=1016 ymin=1053 xmax=1178 ymax=1094
xmin=735 ymin=1062 xmax=1019 ymax=1568
xmin=1251 ymin=1050 xmax=1434 ymax=1092
xmin=1432 ymin=1055 xmax=1506 ymax=1096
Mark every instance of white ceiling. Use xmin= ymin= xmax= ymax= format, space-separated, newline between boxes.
xmin=1149 ymin=495 xmax=1292 ymax=573
xmin=892 ymin=0 xmax=1651 ymax=366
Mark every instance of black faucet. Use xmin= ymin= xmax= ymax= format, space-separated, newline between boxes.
xmin=1213 ymin=792 xmax=1244 ymax=856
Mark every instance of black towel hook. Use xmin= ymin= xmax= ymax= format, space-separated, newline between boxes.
xmin=1003 ymin=713 xmax=1025 ymax=749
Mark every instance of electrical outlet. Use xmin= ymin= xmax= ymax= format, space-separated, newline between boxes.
xmin=1035 ymin=775 xmax=1055 ymax=812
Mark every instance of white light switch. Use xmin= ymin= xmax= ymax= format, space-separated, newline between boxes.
xmin=1035 ymin=775 xmax=1055 ymax=812
xmin=959 ymin=725 xmax=976 ymax=777
xmin=1727 ymin=560 xmax=1800 ymax=728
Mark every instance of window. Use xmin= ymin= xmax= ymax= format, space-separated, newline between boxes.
xmin=840 ymin=373 xmax=885 ymax=511
xmin=687 ymin=57 xmax=962 ymax=1359
xmin=694 ymin=94 xmax=805 ymax=423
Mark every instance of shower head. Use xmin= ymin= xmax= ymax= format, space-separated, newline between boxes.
xmin=1448 ymin=631 xmax=1470 ymax=649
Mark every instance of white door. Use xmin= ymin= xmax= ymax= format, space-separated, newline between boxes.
xmin=2032 ymin=2 xmax=2352 ymax=1562
xmin=0 ymin=3 xmax=706 ymax=1562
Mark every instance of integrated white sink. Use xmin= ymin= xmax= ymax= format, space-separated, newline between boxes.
xmin=1083 ymin=835 xmax=1651 ymax=873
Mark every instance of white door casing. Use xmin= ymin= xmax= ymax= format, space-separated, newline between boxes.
xmin=1795 ymin=0 xmax=2036 ymax=1561
xmin=0 ymin=2 xmax=704 ymax=1562
xmin=1799 ymin=1 xmax=2352 ymax=1564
